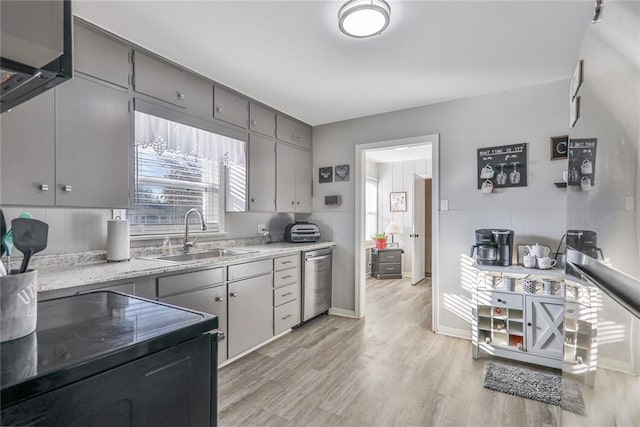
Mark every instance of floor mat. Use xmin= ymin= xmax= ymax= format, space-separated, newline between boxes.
xmin=483 ymin=361 xmax=586 ymax=415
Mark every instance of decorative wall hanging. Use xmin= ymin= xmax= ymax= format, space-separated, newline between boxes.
xmin=390 ymin=192 xmax=407 ymax=212
xmin=570 ymin=60 xmax=584 ymax=100
xmin=319 ymin=167 xmax=333 ymax=183
xmin=568 ymin=138 xmax=597 ymax=191
xmin=477 ymin=143 xmax=528 ymax=190
xmin=550 ymin=135 xmax=569 ymax=160
xmin=570 ymin=96 xmax=581 ymax=128
xmin=335 ymin=164 xmax=350 ymax=182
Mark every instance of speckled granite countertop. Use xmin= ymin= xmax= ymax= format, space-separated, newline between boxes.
xmin=36 ymin=241 xmax=335 ymax=293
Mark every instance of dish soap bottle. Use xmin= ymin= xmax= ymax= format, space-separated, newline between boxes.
xmin=162 ymin=236 xmax=172 ymax=256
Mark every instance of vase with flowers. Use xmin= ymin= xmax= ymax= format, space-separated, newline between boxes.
xmin=372 ymin=233 xmax=388 ymax=249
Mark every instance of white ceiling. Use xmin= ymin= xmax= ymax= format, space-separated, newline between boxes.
xmin=366 ymin=144 xmax=431 ymax=163
xmin=74 ymin=1 xmax=594 ymax=126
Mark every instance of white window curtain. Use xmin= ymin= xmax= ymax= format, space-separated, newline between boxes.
xmin=365 ymin=177 xmax=378 ymax=241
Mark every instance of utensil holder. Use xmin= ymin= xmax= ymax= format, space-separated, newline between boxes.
xmin=0 ymin=270 xmax=37 ymax=342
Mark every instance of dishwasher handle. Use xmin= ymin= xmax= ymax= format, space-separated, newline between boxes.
xmin=305 ymin=254 xmax=332 ymax=262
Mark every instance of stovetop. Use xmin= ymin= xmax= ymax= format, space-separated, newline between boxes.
xmin=1 ymin=291 xmax=217 ymax=407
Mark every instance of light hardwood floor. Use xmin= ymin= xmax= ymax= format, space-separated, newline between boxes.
xmin=218 ymin=277 xmax=560 ymax=426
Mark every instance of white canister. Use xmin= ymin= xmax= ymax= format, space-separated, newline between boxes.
xmin=107 ymin=217 xmax=130 ymax=262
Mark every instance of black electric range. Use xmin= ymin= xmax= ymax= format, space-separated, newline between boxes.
xmin=1 ymin=291 xmax=218 ymax=408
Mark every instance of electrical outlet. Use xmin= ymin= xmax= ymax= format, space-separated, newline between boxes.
xmin=440 ymin=200 xmax=449 ymax=211
xmin=257 ymin=223 xmax=265 ymax=234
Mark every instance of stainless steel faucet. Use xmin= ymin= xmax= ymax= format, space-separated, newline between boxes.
xmin=184 ymin=208 xmax=207 ymax=253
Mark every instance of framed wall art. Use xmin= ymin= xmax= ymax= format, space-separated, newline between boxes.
xmin=390 ymin=192 xmax=407 ymax=212
xmin=570 ymin=60 xmax=584 ymax=100
xmin=550 ymin=135 xmax=569 ymax=160
xmin=477 ymin=143 xmax=528 ymax=190
xmin=335 ymin=164 xmax=350 ymax=182
xmin=319 ymin=167 xmax=333 ymax=183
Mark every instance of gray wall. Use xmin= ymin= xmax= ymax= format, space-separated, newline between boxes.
xmin=312 ymin=79 xmax=569 ymax=336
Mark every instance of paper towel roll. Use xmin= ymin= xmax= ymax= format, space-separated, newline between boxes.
xmin=107 ymin=217 xmax=130 ymax=262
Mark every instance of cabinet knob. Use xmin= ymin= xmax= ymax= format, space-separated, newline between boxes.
xmin=40 ymin=184 xmax=49 ymax=191
xmin=251 ymin=197 xmax=256 ymax=203
xmin=63 ymin=185 xmax=72 ymax=192
xmin=230 ymin=292 xmax=238 ymax=297
xmin=177 ymin=91 xmax=185 ymax=100
xmin=291 ymin=201 xmax=295 ymax=205
xmin=296 ymin=201 xmax=300 ymax=205
xmin=215 ymin=296 xmax=224 ymax=302
xmin=251 ymin=119 xmax=257 ymax=126
xmin=216 ymin=106 xmax=223 ymax=113
xmin=291 ymin=134 xmax=296 ymax=140
xmin=527 ymin=322 xmax=533 ymax=327
xmin=497 ymin=298 xmax=502 ymax=303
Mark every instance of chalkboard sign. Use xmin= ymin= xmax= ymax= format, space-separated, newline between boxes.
xmin=568 ymin=138 xmax=597 ymax=189
xmin=477 ymin=143 xmax=528 ymax=190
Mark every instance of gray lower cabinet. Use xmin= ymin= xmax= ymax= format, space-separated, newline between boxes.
xmin=276 ymin=114 xmax=312 ymax=150
xmin=74 ymin=23 xmax=130 ymax=88
xmin=249 ymin=102 xmax=275 ymax=137
xmin=160 ymin=284 xmax=228 ymax=365
xmin=525 ymin=295 xmax=564 ymax=360
xmin=248 ymin=134 xmax=276 ymax=212
xmin=213 ymin=87 xmax=248 ymax=128
xmin=55 ymin=76 xmax=131 ymax=208
xmin=0 ymin=90 xmax=56 ymax=206
xmin=228 ymin=273 xmax=273 ymax=358
xmin=273 ymin=254 xmax=301 ymax=335
xmin=276 ymin=143 xmax=312 ymax=213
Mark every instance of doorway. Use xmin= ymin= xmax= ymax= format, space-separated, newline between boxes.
xmin=355 ymin=134 xmax=440 ymax=331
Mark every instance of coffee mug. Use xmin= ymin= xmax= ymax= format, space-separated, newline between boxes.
xmin=537 ymin=257 xmax=557 ymax=270
xmin=581 ymin=176 xmax=592 ymax=192
xmin=481 ymin=180 xmax=494 ymax=194
xmin=480 ymin=164 xmax=494 ymax=179
xmin=503 ymin=277 xmax=516 ymax=292
xmin=523 ymin=255 xmax=536 ymax=268
xmin=522 ymin=278 xmax=537 ymax=294
xmin=581 ymin=159 xmax=593 ymax=175
xmin=542 ymin=279 xmax=555 ymax=295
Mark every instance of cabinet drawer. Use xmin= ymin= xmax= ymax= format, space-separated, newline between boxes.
xmin=249 ymin=102 xmax=275 ymax=137
xmin=228 ymin=259 xmax=272 ymax=281
xmin=276 ymin=115 xmax=311 ymax=149
xmin=376 ymin=263 xmax=401 ymax=275
xmin=376 ymin=251 xmax=402 ymax=263
xmin=274 ymin=300 xmax=300 ymax=334
xmin=274 ymin=254 xmax=299 ymax=271
xmin=274 ymin=282 xmax=299 ymax=307
xmin=481 ymin=291 xmax=523 ymax=310
xmin=214 ymin=86 xmax=248 ymax=128
xmin=157 ymin=268 xmax=225 ymax=297
xmin=274 ymin=268 xmax=298 ymax=288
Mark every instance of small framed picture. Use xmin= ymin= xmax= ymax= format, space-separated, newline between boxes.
xmin=390 ymin=192 xmax=407 ymax=212
xmin=550 ymin=135 xmax=569 ymax=160
xmin=335 ymin=164 xmax=350 ymax=182
xmin=570 ymin=60 xmax=584 ymax=100
xmin=570 ymin=96 xmax=581 ymax=128
xmin=319 ymin=167 xmax=333 ymax=183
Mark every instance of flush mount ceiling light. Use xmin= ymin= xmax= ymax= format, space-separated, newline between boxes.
xmin=338 ymin=0 xmax=391 ymax=38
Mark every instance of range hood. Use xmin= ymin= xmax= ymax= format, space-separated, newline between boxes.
xmin=0 ymin=0 xmax=72 ymax=113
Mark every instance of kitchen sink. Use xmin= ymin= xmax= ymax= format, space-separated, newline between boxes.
xmin=145 ymin=248 xmax=257 ymax=263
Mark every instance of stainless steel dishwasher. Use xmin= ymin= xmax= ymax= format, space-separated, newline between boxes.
xmin=302 ymin=247 xmax=333 ymax=321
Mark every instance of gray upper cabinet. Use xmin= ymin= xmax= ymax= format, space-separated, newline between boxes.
xmin=276 ymin=115 xmax=312 ymax=150
xmin=249 ymin=103 xmax=275 ymax=137
xmin=0 ymin=90 xmax=56 ymax=206
xmin=74 ymin=24 xmax=130 ymax=88
xmin=213 ymin=87 xmax=248 ymax=128
xmin=276 ymin=143 xmax=312 ymax=213
xmin=55 ymin=76 xmax=131 ymax=208
xmin=248 ymin=134 xmax=276 ymax=212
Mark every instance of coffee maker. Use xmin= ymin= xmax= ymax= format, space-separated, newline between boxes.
xmin=470 ymin=229 xmax=514 ymax=266
xmin=566 ymin=230 xmax=604 ymax=260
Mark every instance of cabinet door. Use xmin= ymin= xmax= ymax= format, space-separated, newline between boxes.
xmin=525 ymin=295 xmax=564 ymax=359
xmin=0 ymin=90 xmax=55 ymax=206
xmin=160 ymin=285 xmax=228 ymax=364
xmin=133 ymin=51 xmax=188 ymax=108
xmin=276 ymin=115 xmax=312 ymax=149
xmin=249 ymin=102 xmax=275 ymax=137
xmin=275 ymin=143 xmax=297 ymax=212
xmin=74 ymin=24 xmax=130 ymax=88
xmin=228 ymin=274 xmax=273 ymax=357
xmin=295 ymin=149 xmax=312 ymax=212
xmin=55 ymin=76 xmax=131 ymax=208
xmin=248 ymin=134 xmax=275 ymax=212
xmin=213 ymin=86 xmax=248 ymax=128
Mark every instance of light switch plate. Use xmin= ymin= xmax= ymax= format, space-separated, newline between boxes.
xmin=440 ymin=200 xmax=449 ymax=211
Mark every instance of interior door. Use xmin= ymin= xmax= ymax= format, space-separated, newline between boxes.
xmin=411 ymin=177 xmax=426 ymax=285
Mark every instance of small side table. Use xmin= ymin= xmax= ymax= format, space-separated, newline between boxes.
xmin=371 ymin=248 xmax=404 ymax=279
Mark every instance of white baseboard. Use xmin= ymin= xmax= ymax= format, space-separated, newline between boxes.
xmin=329 ymin=307 xmax=359 ymax=318
xmin=599 ymin=357 xmax=638 ymax=375
xmin=436 ymin=325 xmax=471 ymax=341
xmin=219 ymin=329 xmax=291 ymax=368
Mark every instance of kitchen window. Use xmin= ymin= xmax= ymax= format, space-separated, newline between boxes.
xmin=365 ymin=177 xmax=378 ymax=241
xmin=128 ymin=111 xmax=246 ymax=235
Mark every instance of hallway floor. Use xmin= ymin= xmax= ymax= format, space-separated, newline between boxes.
xmin=218 ymin=277 xmax=560 ymax=426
